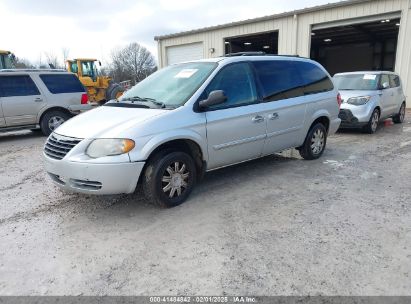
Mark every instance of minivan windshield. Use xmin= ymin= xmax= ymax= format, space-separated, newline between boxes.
xmin=333 ymin=73 xmax=379 ymax=91
xmin=114 ymin=62 xmax=217 ymax=109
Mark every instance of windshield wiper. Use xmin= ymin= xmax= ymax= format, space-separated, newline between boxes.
xmin=121 ymin=96 xmax=166 ymax=108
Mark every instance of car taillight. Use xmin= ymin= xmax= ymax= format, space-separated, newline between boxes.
xmin=81 ymin=93 xmax=88 ymax=104
xmin=337 ymin=93 xmax=342 ymax=109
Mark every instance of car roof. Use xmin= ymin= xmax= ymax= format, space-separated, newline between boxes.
xmin=0 ymin=69 xmax=73 ymax=75
xmin=172 ymin=54 xmax=316 ymax=66
xmin=334 ymin=71 xmax=398 ymax=76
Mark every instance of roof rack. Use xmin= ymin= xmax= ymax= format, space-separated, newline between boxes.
xmin=0 ymin=69 xmax=66 ymax=73
xmin=225 ymin=52 xmax=267 ymax=57
xmin=223 ymin=52 xmax=302 ymax=58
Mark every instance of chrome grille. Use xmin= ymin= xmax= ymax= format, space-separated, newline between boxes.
xmin=44 ymin=133 xmax=82 ymax=160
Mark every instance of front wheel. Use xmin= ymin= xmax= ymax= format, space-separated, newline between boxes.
xmin=40 ymin=110 xmax=70 ymax=136
xmin=363 ymin=108 xmax=380 ymax=134
xmin=393 ymin=102 xmax=406 ymax=124
xmin=299 ymin=123 xmax=327 ymax=160
xmin=142 ymin=151 xmax=196 ymax=208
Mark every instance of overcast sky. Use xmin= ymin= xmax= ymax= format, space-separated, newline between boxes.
xmin=1 ymin=0 xmax=341 ymax=65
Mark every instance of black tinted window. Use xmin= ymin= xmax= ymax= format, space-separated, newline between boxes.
xmin=252 ymin=60 xmax=304 ymax=102
xmin=296 ymin=61 xmax=334 ymax=95
xmin=0 ymin=75 xmax=40 ymax=97
xmin=40 ymin=74 xmax=85 ymax=94
xmin=253 ymin=60 xmax=333 ymax=102
xmin=389 ymin=75 xmax=400 ymax=88
xmin=204 ymin=63 xmax=258 ymax=109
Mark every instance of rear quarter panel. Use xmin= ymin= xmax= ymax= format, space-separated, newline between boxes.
xmin=303 ymin=90 xmax=339 ymax=140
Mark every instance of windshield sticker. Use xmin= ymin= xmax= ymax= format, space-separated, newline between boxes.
xmin=363 ymin=74 xmax=377 ymax=80
xmin=175 ymin=69 xmax=198 ymax=78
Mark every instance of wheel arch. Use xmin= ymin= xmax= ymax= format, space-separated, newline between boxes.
xmin=37 ymin=106 xmax=72 ymax=124
xmin=135 ymin=131 xmax=208 ymax=182
xmin=309 ymin=110 xmax=331 ymax=132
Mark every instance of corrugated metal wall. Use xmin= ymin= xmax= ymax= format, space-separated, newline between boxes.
xmin=157 ymin=0 xmax=411 ymax=106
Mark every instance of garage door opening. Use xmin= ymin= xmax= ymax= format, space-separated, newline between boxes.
xmin=311 ymin=18 xmax=400 ymax=75
xmin=224 ymin=32 xmax=278 ymax=55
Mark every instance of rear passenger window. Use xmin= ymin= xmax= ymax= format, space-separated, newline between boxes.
xmin=0 ymin=75 xmax=40 ymax=97
xmin=252 ymin=61 xmax=304 ymax=102
xmin=253 ymin=60 xmax=334 ymax=102
xmin=40 ymin=74 xmax=85 ymax=94
xmin=389 ymin=75 xmax=400 ymax=88
xmin=296 ymin=61 xmax=334 ymax=95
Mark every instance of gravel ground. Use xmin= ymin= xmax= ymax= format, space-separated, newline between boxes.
xmin=0 ymin=112 xmax=410 ymax=296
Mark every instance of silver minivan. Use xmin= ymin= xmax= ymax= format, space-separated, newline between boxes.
xmin=44 ymin=55 xmax=341 ymax=207
xmin=334 ymin=71 xmax=406 ymax=133
xmin=0 ymin=70 xmax=91 ymax=135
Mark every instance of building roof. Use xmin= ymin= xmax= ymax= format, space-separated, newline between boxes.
xmin=154 ymin=0 xmax=373 ymax=41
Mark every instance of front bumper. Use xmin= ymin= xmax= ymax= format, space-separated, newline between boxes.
xmin=338 ymin=109 xmax=368 ymax=128
xmin=44 ymin=154 xmax=145 ymax=195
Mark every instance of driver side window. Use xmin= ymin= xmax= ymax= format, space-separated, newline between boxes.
xmin=379 ymin=74 xmax=390 ymax=89
xmin=204 ymin=63 xmax=258 ymax=110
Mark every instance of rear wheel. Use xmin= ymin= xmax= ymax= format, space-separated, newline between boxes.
xmin=393 ymin=102 xmax=406 ymax=124
xmin=364 ymin=108 xmax=380 ymax=134
xmin=142 ymin=151 xmax=196 ymax=208
xmin=299 ymin=123 xmax=327 ymax=160
xmin=40 ymin=110 xmax=70 ymax=136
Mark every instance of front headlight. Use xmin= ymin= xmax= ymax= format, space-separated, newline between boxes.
xmin=347 ymin=96 xmax=371 ymax=106
xmin=86 ymin=138 xmax=135 ymax=158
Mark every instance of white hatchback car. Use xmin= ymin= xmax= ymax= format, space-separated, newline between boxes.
xmin=334 ymin=71 xmax=406 ymax=133
xmin=44 ymin=55 xmax=341 ymax=207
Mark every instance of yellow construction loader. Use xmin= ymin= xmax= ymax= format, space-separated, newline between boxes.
xmin=0 ymin=50 xmax=14 ymax=69
xmin=67 ymin=58 xmax=125 ymax=104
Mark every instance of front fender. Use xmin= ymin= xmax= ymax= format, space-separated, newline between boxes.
xmin=129 ymin=129 xmax=208 ymax=162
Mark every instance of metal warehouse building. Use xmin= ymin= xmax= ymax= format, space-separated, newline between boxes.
xmin=155 ymin=0 xmax=411 ymax=106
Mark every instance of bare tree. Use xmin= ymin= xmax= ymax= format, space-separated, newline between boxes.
xmin=109 ymin=43 xmax=157 ymax=84
xmin=62 ymin=47 xmax=70 ymax=66
xmin=44 ymin=51 xmax=60 ymax=69
xmin=13 ymin=57 xmax=35 ymax=69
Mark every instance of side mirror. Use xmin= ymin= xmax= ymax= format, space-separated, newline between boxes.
xmin=98 ymin=61 xmax=102 ymax=66
xmin=199 ymin=90 xmax=227 ymax=109
xmin=381 ymin=82 xmax=390 ymax=89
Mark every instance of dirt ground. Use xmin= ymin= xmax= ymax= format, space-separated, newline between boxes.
xmin=0 ymin=112 xmax=410 ymax=296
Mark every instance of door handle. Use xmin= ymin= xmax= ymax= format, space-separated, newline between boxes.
xmin=268 ymin=113 xmax=279 ymax=120
xmin=252 ymin=115 xmax=265 ymax=123
xmin=34 ymin=98 xmax=43 ymax=102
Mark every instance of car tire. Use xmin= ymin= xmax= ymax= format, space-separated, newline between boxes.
xmin=142 ymin=151 xmax=197 ymax=208
xmin=363 ymin=108 xmax=380 ymax=134
xmin=299 ymin=123 xmax=327 ymax=160
xmin=109 ymin=85 xmax=124 ymax=100
xmin=392 ymin=102 xmax=406 ymax=124
xmin=40 ymin=110 xmax=70 ymax=136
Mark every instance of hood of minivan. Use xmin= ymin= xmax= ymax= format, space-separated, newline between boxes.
xmin=339 ymin=90 xmax=380 ymax=102
xmin=54 ymin=106 xmax=167 ymax=139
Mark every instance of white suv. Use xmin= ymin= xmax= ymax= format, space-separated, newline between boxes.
xmin=0 ymin=70 xmax=91 ymax=135
xmin=44 ymin=55 xmax=341 ymax=207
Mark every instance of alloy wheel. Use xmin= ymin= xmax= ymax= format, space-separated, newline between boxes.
xmin=48 ymin=116 xmax=65 ymax=131
xmin=161 ymin=161 xmax=190 ymax=198
xmin=311 ymin=129 xmax=325 ymax=155
xmin=371 ymin=111 xmax=379 ymax=132
xmin=400 ymin=104 xmax=405 ymax=122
